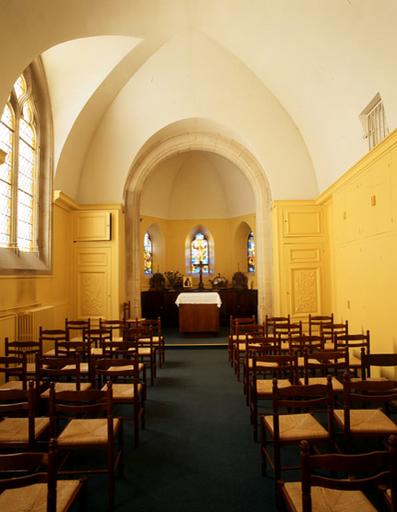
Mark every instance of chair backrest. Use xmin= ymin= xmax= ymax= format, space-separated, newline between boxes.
xmin=288 ymin=335 xmax=324 ymax=355
xmin=334 ymin=331 xmax=370 ymax=351
xmin=320 ymin=321 xmax=348 ymax=341
xmin=65 ymin=318 xmax=90 ymax=341
xmin=229 ymin=315 xmax=256 ymax=336
xmin=308 ymin=313 xmax=334 ymax=336
xmin=0 ymin=354 xmax=27 ymax=388
xmin=0 ymin=438 xmax=58 ymax=511
xmin=298 ymin=435 xmax=397 ymax=512
xmin=252 ymin=353 xmax=298 ymax=384
xmin=5 ymin=338 xmax=42 ymax=364
xmin=39 ymin=328 xmax=67 ymax=353
xmin=360 ymin=349 xmax=397 ymax=380
xmin=237 ymin=322 xmax=265 ymax=338
xmin=276 ymin=321 xmax=303 ymax=342
xmin=49 ymin=381 xmax=114 ymax=439
xmin=265 ymin=315 xmax=290 ymax=335
xmin=36 ymin=353 xmax=83 ymax=388
xmin=122 ymin=301 xmax=131 ymax=322
xmin=94 ymin=355 xmax=140 ymax=390
xmin=246 ymin=335 xmax=282 ymax=358
xmin=272 ymin=376 xmax=334 ymax=442
xmin=99 ymin=319 xmax=124 ymax=337
xmin=303 ymin=348 xmax=349 ymax=383
xmin=139 ymin=317 xmax=162 ymax=337
xmin=0 ymin=380 xmax=36 ymax=447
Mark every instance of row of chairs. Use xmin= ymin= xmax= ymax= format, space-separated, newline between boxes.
xmin=0 ymin=380 xmax=122 ymax=509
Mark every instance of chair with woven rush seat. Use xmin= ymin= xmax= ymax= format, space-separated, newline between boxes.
xmin=243 ymin=335 xmax=281 ymax=403
xmin=249 ymin=353 xmax=298 ymax=442
xmin=279 ymin=435 xmax=397 ymax=512
xmin=233 ymin=322 xmax=265 ymax=381
xmin=124 ymin=325 xmax=156 ymax=386
xmin=0 ymin=438 xmax=86 ymax=512
xmin=0 ymin=380 xmax=49 ymax=451
xmin=0 ymin=354 xmax=27 ymax=391
xmin=334 ymin=371 xmax=397 ymax=448
xmin=228 ymin=315 xmax=256 ymax=366
xmin=260 ymin=376 xmax=334 ymax=485
xmin=287 ymin=335 xmax=325 ymax=372
xmin=334 ymin=331 xmax=370 ymax=377
xmin=308 ymin=313 xmax=334 ymax=337
xmin=360 ymin=350 xmax=397 ymax=381
xmin=49 ymin=380 xmax=123 ymax=510
xmin=5 ymin=338 xmax=43 ymax=381
xmin=65 ymin=318 xmax=90 ymax=342
xmin=138 ymin=317 xmax=165 ymax=367
xmin=302 ymin=348 xmax=349 ymax=394
xmin=276 ymin=322 xmax=303 ymax=352
xmin=36 ymin=353 xmax=92 ymax=400
xmin=320 ymin=320 xmax=348 ymax=350
xmin=39 ymin=328 xmax=68 ymax=357
xmin=265 ymin=315 xmax=291 ymax=337
xmin=94 ymin=348 xmax=145 ymax=448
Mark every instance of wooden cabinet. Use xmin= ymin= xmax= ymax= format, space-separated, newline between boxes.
xmin=141 ymin=289 xmax=258 ymax=327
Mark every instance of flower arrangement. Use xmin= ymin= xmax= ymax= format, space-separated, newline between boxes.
xmin=164 ymin=271 xmax=183 ymax=290
xmin=209 ymin=273 xmax=228 ymax=289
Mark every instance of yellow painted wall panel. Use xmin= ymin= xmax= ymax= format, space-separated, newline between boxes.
xmin=284 ymin=210 xmax=322 ymax=237
xmin=73 ymin=212 xmax=111 ymax=241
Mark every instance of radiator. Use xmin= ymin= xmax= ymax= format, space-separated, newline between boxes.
xmin=17 ymin=305 xmax=55 ymax=341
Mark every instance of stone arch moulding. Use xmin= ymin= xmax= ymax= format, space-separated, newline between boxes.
xmin=124 ymin=131 xmax=273 ymax=322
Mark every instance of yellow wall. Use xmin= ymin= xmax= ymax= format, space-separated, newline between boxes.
xmin=0 ymin=194 xmax=124 ymax=347
xmin=320 ymin=129 xmax=397 ymax=359
xmin=140 ymin=214 xmax=257 ymax=290
xmin=0 ymin=199 xmax=74 ymax=347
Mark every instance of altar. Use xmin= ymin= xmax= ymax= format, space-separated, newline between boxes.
xmin=175 ymin=292 xmax=222 ymax=335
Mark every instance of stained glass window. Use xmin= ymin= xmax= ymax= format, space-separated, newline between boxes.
xmin=191 ymin=232 xmax=209 ymax=274
xmin=0 ymin=72 xmax=38 ymax=252
xmin=143 ymin=232 xmax=153 ymax=275
xmin=247 ymin=231 xmax=255 ymax=273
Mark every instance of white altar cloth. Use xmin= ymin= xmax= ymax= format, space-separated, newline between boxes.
xmin=175 ymin=292 xmax=222 ymax=308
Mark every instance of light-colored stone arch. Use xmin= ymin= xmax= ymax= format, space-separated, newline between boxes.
xmin=124 ymin=131 xmax=273 ymax=322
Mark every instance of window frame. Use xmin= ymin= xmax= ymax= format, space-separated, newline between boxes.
xmin=0 ymin=60 xmax=52 ymax=275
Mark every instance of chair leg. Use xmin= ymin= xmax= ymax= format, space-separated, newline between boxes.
xmin=260 ymin=419 xmax=267 ymax=476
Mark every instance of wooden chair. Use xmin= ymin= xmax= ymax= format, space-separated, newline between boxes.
xmin=39 ymin=328 xmax=68 ymax=356
xmin=49 ymin=381 xmax=123 ymax=510
xmin=65 ymin=318 xmax=90 ymax=342
xmin=0 ymin=354 xmax=27 ymax=391
xmin=320 ymin=320 xmax=348 ymax=349
xmin=276 ymin=321 xmax=303 ymax=351
xmin=334 ymin=330 xmax=370 ymax=376
xmin=228 ymin=315 xmax=256 ymax=366
xmin=279 ymin=435 xmax=397 ymax=512
xmin=264 ymin=315 xmax=290 ymax=336
xmin=333 ymin=371 xmax=397 ymax=446
xmin=249 ymin=353 xmax=298 ymax=441
xmin=360 ymin=349 xmax=397 ymax=380
xmin=138 ymin=317 xmax=165 ymax=367
xmin=94 ymin=349 xmax=145 ymax=448
xmin=0 ymin=438 xmax=86 ymax=512
xmin=308 ymin=313 xmax=334 ymax=336
xmin=99 ymin=318 xmax=124 ymax=340
xmin=302 ymin=348 xmax=349 ymax=394
xmin=5 ymin=338 xmax=43 ymax=380
xmin=233 ymin=322 xmax=265 ymax=381
xmin=0 ymin=380 xmax=49 ymax=450
xmin=124 ymin=325 xmax=157 ymax=385
xmin=36 ymin=354 xmax=92 ymax=400
xmin=243 ymin=335 xmax=281 ymax=402
xmin=260 ymin=377 xmax=334 ymax=482
xmin=287 ymin=334 xmax=324 ymax=365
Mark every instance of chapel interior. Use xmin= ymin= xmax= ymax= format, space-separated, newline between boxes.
xmin=2 ymin=2 xmax=397 ymax=511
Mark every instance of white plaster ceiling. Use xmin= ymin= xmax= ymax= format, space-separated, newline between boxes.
xmin=1 ymin=1 xmax=397 ymax=201
xmin=141 ymin=151 xmax=255 ymax=219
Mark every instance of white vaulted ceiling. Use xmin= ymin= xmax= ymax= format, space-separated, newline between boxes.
xmin=1 ymin=0 xmax=397 ymax=203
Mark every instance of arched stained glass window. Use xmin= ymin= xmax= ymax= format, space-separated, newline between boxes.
xmin=143 ymin=232 xmax=153 ymax=275
xmin=247 ymin=231 xmax=255 ymax=273
xmin=191 ymin=232 xmax=209 ymax=274
xmin=0 ymin=71 xmax=38 ymax=252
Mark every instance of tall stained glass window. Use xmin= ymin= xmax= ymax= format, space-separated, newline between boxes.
xmin=0 ymin=72 xmax=38 ymax=251
xmin=247 ymin=231 xmax=255 ymax=273
xmin=191 ymin=232 xmax=209 ymax=274
xmin=143 ymin=232 xmax=153 ymax=275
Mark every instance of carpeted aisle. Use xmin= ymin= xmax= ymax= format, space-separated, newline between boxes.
xmin=86 ymin=349 xmax=275 ymax=511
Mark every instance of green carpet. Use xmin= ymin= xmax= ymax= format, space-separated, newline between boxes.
xmin=84 ymin=349 xmax=275 ymax=511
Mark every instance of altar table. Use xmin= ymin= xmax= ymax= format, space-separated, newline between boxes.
xmin=175 ymin=292 xmax=221 ymax=335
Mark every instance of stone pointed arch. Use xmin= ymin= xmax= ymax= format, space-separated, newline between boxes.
xmin=124 ymin=131 xmax=273 ymax=322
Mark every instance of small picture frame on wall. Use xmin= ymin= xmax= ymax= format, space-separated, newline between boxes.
xmin=183 ymin=276 xmax=193 ymax=288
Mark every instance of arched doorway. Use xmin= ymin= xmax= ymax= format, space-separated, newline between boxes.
xmin=124 ymin=130 xmax=273 ymax=322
